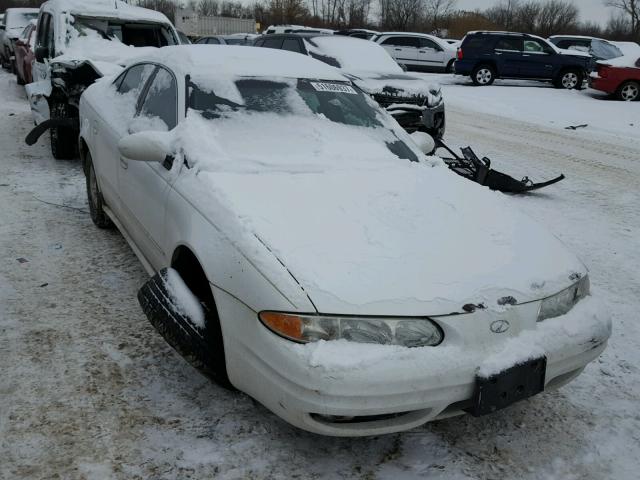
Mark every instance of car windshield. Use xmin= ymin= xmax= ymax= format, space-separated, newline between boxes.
xmin=592 ymin=40 xmax=623 ymax=60
xmin=189 ymin=78 xmax=383 ymax=128
xmin=70 ymin=16 xmax=177 ymax=47
xmin=187 ymin=77 xmax=419 ymax=164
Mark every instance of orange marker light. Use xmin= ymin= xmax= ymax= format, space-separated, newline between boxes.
xmin=259 ymin=312 xmax=305 ymax=341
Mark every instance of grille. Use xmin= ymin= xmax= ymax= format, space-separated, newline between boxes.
xmin=372 ymin=93 xmax=426 ymax=108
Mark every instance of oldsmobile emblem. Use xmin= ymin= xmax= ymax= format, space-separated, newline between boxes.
xmin=490 ymin=319 xmax=510 ymax=334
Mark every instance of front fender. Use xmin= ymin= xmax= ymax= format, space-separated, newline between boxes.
xmin=164 ymin=176 xmax=315 ymax=315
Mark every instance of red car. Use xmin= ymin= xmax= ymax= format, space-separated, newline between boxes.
xmin=591 ymin=56 xmax=640 ymax=101
xmin=14 ymin=21 xmax=36 ymax=85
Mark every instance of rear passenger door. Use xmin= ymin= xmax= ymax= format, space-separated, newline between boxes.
xmin=379 ymin=36 xmax=419 ymax=67
xmin=493 ymin=37 xmax=523 ymax=77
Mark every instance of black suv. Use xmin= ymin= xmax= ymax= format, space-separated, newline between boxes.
xmin=455 ymin=31 xmax=593 ymax=89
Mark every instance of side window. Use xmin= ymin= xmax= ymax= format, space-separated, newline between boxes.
xmin=116 ymin=64 xmax=156 ymax=95
xmin=137 ymin=68 xmax=178 ymax=131
xmin=382 ymin=36 xmax=419 ymax=48
xmin=495 ymin=37 xmax=522 ymax=51
xmin=208 ymin=37 xmax=220 ymax=44
xmin=263 ymin=37 xmax=284 ymax=49
xmin=282 ymin=38 xmax=302 ymax=53
xmin=419 ymin=38 xmax=441 ymax=50
xmin=463 ymin=37 xmax=487 ymax=50
xmin=523 ymin=40 xmax=545 ymax=53
xmin=195 ymin=38 xmax=207 ymax=44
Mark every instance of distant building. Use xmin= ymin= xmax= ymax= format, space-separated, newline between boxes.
xmin=175 ymin=8 xmax=257 ymax=36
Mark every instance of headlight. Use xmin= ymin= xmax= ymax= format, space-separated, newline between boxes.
xmin=537 ymin=275 xmax=590 ymax=322
xmin=258 ymin=312 xmax=443 ymax=348
xmin=425 ymin=85 xmax=442 ymax=107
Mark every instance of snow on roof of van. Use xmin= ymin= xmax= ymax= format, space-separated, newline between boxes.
xmin=129 ymin=45 xmax=348 ymax=81
xmin=44 ymin=0 xmax=171 ymax=24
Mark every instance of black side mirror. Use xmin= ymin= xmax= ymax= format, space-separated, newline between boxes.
xmin=35 ymin=46 xmax=49 ymax=63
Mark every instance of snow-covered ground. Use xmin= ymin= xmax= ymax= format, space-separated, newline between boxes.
xmin=417 ymin=70 xmax=639 ymax=138
xmin=1 ymin=68 xmax=639 ymax=479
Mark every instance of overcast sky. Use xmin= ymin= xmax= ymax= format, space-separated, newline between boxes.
xmin=457 ymin=0 xmax=613 ymax=25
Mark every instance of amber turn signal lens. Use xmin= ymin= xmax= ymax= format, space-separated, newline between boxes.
xmin=259 ymin=312 xmax=304 ymax=341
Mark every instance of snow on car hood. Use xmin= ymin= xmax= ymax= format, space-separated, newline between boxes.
xmin=200 ymin=165 xmax=585 ymax=315
xmin=171 ymin=113 xmax=585 ymax=316
xmin=346 ymin=72 xmax=442 ymax=103
xmin=598 ymin=55 xmax=640 ymax=69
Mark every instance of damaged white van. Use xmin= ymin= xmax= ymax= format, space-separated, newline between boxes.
xmin=79 ymin=45 xmax=611 ymax=437
xmin=25 ymin=0 xmax=178 ymax=159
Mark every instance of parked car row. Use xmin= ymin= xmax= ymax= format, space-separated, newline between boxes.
xmin=0 ymin=2 xmax=614 ymax=437
xmin=0 ymin=7 xmax=38 ymax=71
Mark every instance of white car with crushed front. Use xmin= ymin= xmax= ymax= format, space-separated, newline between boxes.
xmin=79 ymin=45 xmax=610 ymax=436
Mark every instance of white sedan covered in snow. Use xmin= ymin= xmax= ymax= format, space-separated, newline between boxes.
xmin=78 ymin=45 xmax=611 ymax=436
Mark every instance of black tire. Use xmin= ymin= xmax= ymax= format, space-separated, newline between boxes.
xmin=85 ymin=152 xmax=113 ymax=229
xmin=471 ymin=64 xmax=496 ymax=86
xmin=50 ymin=100 xmax=77 ymax=160
xmin=554 ymin=69 xmax=583 ymax=90
xmin=616 ymin=81 xmax=640 ymax=101
xmin=16 ymin=68 xmax=25 ymax=86
xmin=138 ymin=268 xmax=234 ymax=390
xmin=445 ymin=59 xmax=455 ymax=74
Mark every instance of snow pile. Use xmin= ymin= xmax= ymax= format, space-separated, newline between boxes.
xmin=162 ymin=268 xmax=205 ymax=329
xmin=478 ymin=296 xmax=611 ymax=377
xmin=3 ymin=8 xmax=39 ymax=38
xmin=599 ymin=55 xmax=640 ymax=69
xmin=129 ymin=45 xmax=348 ymax=82
xmin=47 ymin=0 xmax=170 ymax=24
xmin=305 ymin=36 xmax=403 ymax=74
xmin=54 ymin=25 xmax=160 ymax=75
xmin=173 ymin=109 xmax=422 ymax=175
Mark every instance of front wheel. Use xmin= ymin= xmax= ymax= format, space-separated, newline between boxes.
xmin=86 ymin=152 xmax=113 ymax=229
xmin=555 ymin=70 xmax=583 ymax=90
xmin=472 ymin=65 xmax=495 ymax=86
xmin=50 ymin=100 xmax=77 ymax=160
xmin=617 ymin=81 xmax=640 ymax=101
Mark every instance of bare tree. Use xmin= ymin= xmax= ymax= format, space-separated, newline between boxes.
xmin=605 ymin=0 xmax=639 ymax=37
xmin=536 ymin=0 xmax=579 ymax=37
xmin=424 ymin=0 xmax=456 ymax=33
xmin=379 ymin=0 xmax=425 ymax=30
xmin=197 ymin=0 xmax=219 ymax=16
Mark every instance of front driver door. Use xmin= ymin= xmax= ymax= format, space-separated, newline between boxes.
xmin=117 ymin=66 xmax=179 ymax=270
xmin=416 ymin=37 xmax=445 ymax=70
xmin=519 ymin=39 xmax=556 ymax=79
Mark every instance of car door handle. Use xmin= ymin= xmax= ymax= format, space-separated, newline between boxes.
xmin=394 ymin=48 xmax=402 ymax=51
xmin=120 ymin=157 xmax=128 ymax=170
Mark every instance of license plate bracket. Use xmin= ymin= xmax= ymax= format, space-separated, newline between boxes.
xmin=466 ymin=356 xmax=547 ymax=417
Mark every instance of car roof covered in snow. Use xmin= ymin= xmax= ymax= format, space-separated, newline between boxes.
xmin=128 ymin=45 xmax=349 ymax=81
xmin=43 ymin=0 xmax=171 ymax=24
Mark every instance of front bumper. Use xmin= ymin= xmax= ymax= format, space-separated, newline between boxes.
xmin=215 ymin=289 xmax=611 ymax=437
